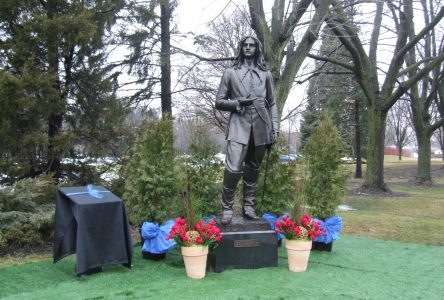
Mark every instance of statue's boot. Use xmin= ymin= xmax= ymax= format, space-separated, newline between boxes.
xmin=243 ymin=165 xmax=260 ymax=220
xmin=221 ymin=169 xmax=242 ymax=225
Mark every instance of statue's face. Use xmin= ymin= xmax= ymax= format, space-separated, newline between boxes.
xmin=242 ymin=37 xmax=256 ymax=59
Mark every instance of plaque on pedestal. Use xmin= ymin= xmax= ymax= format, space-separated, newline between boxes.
xmin=211 ymin=217 xmax=278 ymax=272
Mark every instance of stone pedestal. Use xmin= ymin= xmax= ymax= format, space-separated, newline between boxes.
xmin=211 ymin=217 xmax=278 ymax=272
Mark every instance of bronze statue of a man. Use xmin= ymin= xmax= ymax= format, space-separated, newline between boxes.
xmin=216 ymin=36 xmax=279 ymax=225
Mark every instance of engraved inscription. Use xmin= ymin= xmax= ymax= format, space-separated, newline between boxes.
xmin=234 ymin=239 xmax=261 ymax=248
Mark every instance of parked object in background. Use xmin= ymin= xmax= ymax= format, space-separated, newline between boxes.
xmin=279 ymin=154 xmax=299 ymax=163
xmin=340 ymin=157 xmax=367 ymax=164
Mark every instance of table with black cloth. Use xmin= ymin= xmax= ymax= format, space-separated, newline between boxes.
xmin=53 ymin=186 xmax=133 ymax=275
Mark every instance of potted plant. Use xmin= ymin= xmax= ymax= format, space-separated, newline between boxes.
xmin=302 ymin=112 xmax=347 ymax=251
xmin=275 ymin=214 xmax=325 ymax=272
xmin=167 ymin=217 xmax=222 ymax=279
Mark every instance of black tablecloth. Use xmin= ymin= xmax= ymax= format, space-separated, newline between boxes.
xmin=53 ymin=186 xmax=133 ymax=275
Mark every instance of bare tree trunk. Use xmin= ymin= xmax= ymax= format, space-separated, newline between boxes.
xmin=160 ymin=0 xmax=172 ymax=118
xmin=415 ymin=130 xmax=433 ymax=184
xmin=361 ymin=106 xmax=389 ymax=192
xmin=441 ymin=127 xmax=444 ymax=161
xmin=46 ymin=0 xmax=63 ymax=180
xmin=354 ymin=98 xmax=362 ymax=178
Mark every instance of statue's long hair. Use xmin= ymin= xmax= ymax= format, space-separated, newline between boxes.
xmin=232 ymin=36 xmax=268 ymax=71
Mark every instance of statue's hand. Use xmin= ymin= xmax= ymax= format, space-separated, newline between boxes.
xmin=238 ymin=95 xmax=257 ymax=106
xmin=270 ymin=130 xmax=279 ymax=144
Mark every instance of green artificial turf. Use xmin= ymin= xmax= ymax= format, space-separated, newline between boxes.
xmin=1 ymin=236 xmax=443 ymax=299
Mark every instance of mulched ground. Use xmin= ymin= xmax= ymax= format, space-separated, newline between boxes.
xmin=0 ymin=242 xmax=53 ymax=258
xmin=0 ymin=227 xmax=142 ymax=259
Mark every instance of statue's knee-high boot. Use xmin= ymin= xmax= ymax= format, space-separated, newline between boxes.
xmin=243 ymin=165 xmax=260 ymax=219
xmin=221 ymin=169 xmax=242 ymax=224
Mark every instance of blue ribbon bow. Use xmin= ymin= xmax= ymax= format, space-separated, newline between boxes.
xmin=141 ymin=220 xmax=176 ymax=254
xmin=314 ymin=215 xmax=343 ymax=244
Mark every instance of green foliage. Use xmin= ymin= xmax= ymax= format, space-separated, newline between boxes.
xmin=256 ymin=139 xmax=296 ymax=216
xmin=0 ymin=175 xmax=56 ymax=249
xmin=175 ymin=160 xmax=220 ymax=229
xmin=175 ymin=120 xmax=221 ymax=228
xmin=0 ymin=0 xmax=127 ymax=182
xmin=290 ymin=158 xmax=311 ymax=221
xmin=302 ymin=112 xmax=349 ymax=219
xmin=123 ymin=118 xmax=178 ymax=225
xmin=0 ymin=209 xmax=54 ymax=249
xmin=300 ymin=26 xmax=368 ymax=159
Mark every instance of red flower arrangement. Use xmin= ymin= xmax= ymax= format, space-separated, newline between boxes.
xmin=275 ymin=214 xmax=326 ymax=241
xmin=166 ymin=218 xmax=222 ymax=248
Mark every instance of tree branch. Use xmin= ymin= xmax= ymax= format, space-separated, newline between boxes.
xmin=277 ymin=0 xmax=333 ymax=106
xmin=248 ymin=0 xmax=273 ymax=56
xmin=281 ymin=0 xmax=312 ymax=42
xmin=307 ymin=53 xmax=354 ymax=71
xmin=368 ymin=0 xmax=384 ymax=68
xmin=172 ymin=46 xmax=234 ymax=62
xmin=392 ymin=5 xmax=444 ymax=73
xmin=386 ymin=51 xmax=444 ymax=109
xmin=430 ymin=117 xmax=444 ymax=133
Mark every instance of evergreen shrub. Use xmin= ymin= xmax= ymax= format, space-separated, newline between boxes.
xmin=255 ymin=139 xmax=297 ymax=216
xmin=175 ymin=121 xmax=221 ymax=226
xmin=123 ymin=118 xmax=178 ymax=225
xmin=0 ymin=175 xmax=56 ymax=249
xmin=302 ymin=112 xmax=349 ymax=219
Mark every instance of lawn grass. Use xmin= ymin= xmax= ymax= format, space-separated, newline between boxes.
xmin=1 ymin=236 xmax=444 ymax=299
xmin=341 ymin=156 xmax=444 ymax=246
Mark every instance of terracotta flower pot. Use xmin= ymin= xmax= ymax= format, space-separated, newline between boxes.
xmin=181 ymin=245 xmax=209 ymax=279
xmin=285 ymin=239 xmax=312 ymax=272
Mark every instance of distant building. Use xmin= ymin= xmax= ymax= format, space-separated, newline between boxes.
xmin=384 ymin=145 xmax=414 ymax=158
xmin=432 ymin=148 xmax=443 ymax=159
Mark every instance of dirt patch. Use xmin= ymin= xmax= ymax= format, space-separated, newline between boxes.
xmin=351 ymin=188 xmax=410 ymax=197
xmin=385 ymin=163 xmax=444 ymax=180
xmin=348 ymin=161 xmax=444 ymax=196
xmin=0 ymin=242 xmax=53 ymax=259
xmin=1 ymin=226 xmax=142 ymax=259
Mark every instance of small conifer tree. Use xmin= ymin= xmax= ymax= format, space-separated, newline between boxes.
xmin=256 ymin=139 xmax=297 ymax=216
xmin=123 ymin=118 xmax=178 ymax=225
xmin=302 ymin=111 xmax=348 ymax=219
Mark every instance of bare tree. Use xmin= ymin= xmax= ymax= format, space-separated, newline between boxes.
xmin=248 ymin=0 xmax=335 ymax=119
xmin=314 ymin=0 xmax=444 ymax=192
xmin=386 ymin=98 xmax=413 ymax=161
xmin=433 ymin=126 xmax=444 ymax=160
xmin=404 ymin=0 xmax=444 ymax=184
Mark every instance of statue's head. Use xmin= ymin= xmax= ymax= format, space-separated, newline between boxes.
xmin=232 ymin=35 xmax=267 ymax=70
